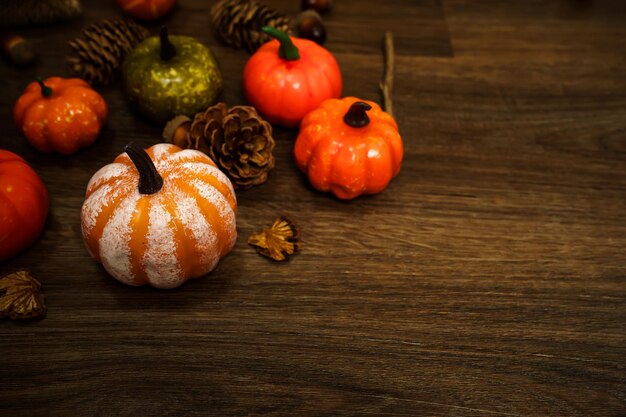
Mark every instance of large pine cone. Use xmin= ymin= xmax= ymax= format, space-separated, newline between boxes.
xmin=0 ymin=0 xmax=82 ymax=28
xmin=66 ymin=18 xmax=148 ymax=85
xmin=210 ymin=0 xmax=292 ymax=52
xmin=165 ymin=103 xmax=275 ymax=189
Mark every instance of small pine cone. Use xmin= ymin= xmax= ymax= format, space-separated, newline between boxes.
xmin=210 ymin=0 xmax=292 ymax=52
xmin=66 ymin=18 xmax=148 ymax=85
xmin=164 ymin=103 xmax=276 ymax=189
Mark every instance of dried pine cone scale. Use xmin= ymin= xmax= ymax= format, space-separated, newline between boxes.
xmin=67 ymin=18 xmax=148 ymax=86
xmin=164 ymin=103 xmax=275 ymax=189
xmin=211 ymin=0 xmax=292 ymax=52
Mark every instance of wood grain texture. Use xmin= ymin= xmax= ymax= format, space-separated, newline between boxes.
xmin=1 ymin=0 xmax=625 ymax=416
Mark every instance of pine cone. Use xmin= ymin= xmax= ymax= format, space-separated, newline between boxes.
xmin=66 ymin=18 xmax=149 ymax=85
xmin=164 ymin=103 xmax=275 ymax=189
xmin=0 ymin=0 xmax=82 ymax=28
xmin=210 ymin=0 xmax=292 ymax=52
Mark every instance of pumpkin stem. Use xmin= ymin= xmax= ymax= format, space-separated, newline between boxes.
xmin=36 ymin=76 xmax=53 ymax=98
xmin=159 ymin=26 xmax=177 ymax=61
xmin=124 ymin=143 xmax=164 ymax=195
xmin=262 ymin=26 xmax=300 ymax=61
xmin=343 ymin=101 xmax=372 ymax=128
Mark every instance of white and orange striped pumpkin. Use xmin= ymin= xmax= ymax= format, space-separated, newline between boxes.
xmin=81 ymin=143 xmax=237 ymax=289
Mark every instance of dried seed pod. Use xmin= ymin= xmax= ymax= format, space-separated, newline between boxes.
xmin=248 ymin=217 xmax=302 ymax=261
xmin=301 ymin=0 xmax=332 ymax=14
xmin=0 ymin=270 xmax=47 ymax=320
xmin=297 ymin=10 xmax=326 ymax=45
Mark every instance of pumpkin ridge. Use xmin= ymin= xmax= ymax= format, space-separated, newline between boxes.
xmin=142 ymin=194 xmax=183 ymax=289
xmin=161 ymin=193 xmax=194 ymax=278
xmin=177 ymin=162 xmax=236 ymax=209
xmin=127 ymin=195 xmax=152 ymax=286
xmin=13 ymin=92 xmax=39 ymax=126
xmin=169 ymin=186 xmax=219 ymax=272
xmin=22 ymin=104 xmax=52 ymax=152
xmin=83 ymin=180 xmax=134 ymax=262
xmin=369 ymin=123 xmax=403 ymax=175
xmin=86 ymin=163 xmax=131 ymax=192
xmin=99 ymin=192 xmax=142 ymax=284
xmin=179 ymin=178 xmax=235 ymax=258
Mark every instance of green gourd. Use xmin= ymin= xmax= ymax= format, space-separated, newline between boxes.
xmin=122 ymin=26 xmax=223 ymax=124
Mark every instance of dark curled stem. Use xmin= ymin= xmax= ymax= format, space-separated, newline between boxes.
xmin=124 ymin=143 xmax=164 ymax=195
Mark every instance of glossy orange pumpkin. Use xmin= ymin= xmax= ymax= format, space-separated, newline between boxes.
xmin=14 ymin=77 xmax=108 ymax=154
xmin=0 ymin=149 xmax=49 ymax=261
xmin=81 ymin=143 xmax=237 ymax=289
xmin=243 ymin=27 xmax=342 ymax=128
xmin=294 ymin=97 xmax=403 ymax=200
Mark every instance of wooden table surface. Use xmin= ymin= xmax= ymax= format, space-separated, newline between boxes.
xmin=1 ymin=0 xmax=625 ymax=415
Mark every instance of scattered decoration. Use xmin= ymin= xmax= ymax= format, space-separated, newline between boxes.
xmin=81 ymin=143 xmax=237 ymax=289
xmin=0 ymin=271 xmax=47 ymax=320
xmin=13 ymin=77 xmax=108 ymax=154
xmin=248 ymin=217 xmax=301 ymax=261
xmin=1 ymin=33 xmax=36 ymax=67
xmin=294 ymin=97 xmax=403 ymax=200
xmin=0 ymin=0 xmax=82 ymax=28
xmin=66 ymin=18 xmax=149 ymax=86
xmin=123 ymin=26 xmax=222 ymax=124
xmin=210 ymin=0 xmax=292 ymax=52
xmin=301 ymin=0 xmax=332 ymax=14
xmin=164 ymin=103 xmax=275 ymax=189
xmin=0 ymin=150 xmax=49 ymax=262
xmin=380 ymin=31 xmax=394 ymax=117
xmin=296 ymin=10 xmax=326 ymax=45
xmin=116 ymin=0 xmax=177 ymax=21
xmin=243 ymin=26 xmax=342 ymax=127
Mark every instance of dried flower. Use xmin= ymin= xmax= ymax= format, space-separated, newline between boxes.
xmin=0 ymin=270 xmax=46 ymax=320
xmin=248 ymin=217 xmax=302 ymax=261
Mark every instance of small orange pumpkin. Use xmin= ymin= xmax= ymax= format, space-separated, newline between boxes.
xmin=294 ymin=97 xmax=403 ymax=200
xmin=13 ymin=77 xmax=108 ymax=154
xmin=81 ymin=143 xmax=237 ymax=289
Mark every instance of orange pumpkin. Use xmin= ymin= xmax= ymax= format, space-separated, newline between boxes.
xmin=81 ymin=143 xmax=237 ymax=289
xmin=14 ymin=77 xmax=108 ymax=154
xmin=0 ymin=149 xmax=49 ymax=261
xmin=116 ymin=0 xmax=177 ymax=20
xmin=294 ymin=97 xmax=403 ymax=200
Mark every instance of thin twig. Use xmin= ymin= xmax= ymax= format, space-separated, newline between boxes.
xmin=379 ymin=31 xmax=394 ymax=117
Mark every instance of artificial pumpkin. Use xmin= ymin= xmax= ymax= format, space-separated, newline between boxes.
xmin=243 ymin=26 xmax=342 ymax=128
xmin=294 ymin=97 xmax=403 ymax=200
xmin=116 ymin=0 xmax=177 ymax=20
xmin=81 ymin=143 xmax=237 ymax=289
xmin=0 ymin=150 xmax=49 ymax=261
xmin=13 ymin=77 xmax=108 ymax=154
xmin=123 ymin=27 xmax=222 ymax=124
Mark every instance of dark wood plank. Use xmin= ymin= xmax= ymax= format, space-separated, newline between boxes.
xmin=1 ymin=0 xmax=625 ymax=416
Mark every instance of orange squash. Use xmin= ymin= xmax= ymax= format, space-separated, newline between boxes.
xmin=13 ymin=77 xmax=108 ymax=154
xmin=294 ymin=97 xmax=403 ymax=200
xmin=81 ymin=143 xmax=237 ymax=289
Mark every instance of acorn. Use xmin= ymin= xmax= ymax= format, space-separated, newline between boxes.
xmin=301 ymin=0 xmax=332 ymax=14
xmin=297 ymin=10 xmax=326 ymax=45
xmin=1 ymin=33 xmax=36 ymax=67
